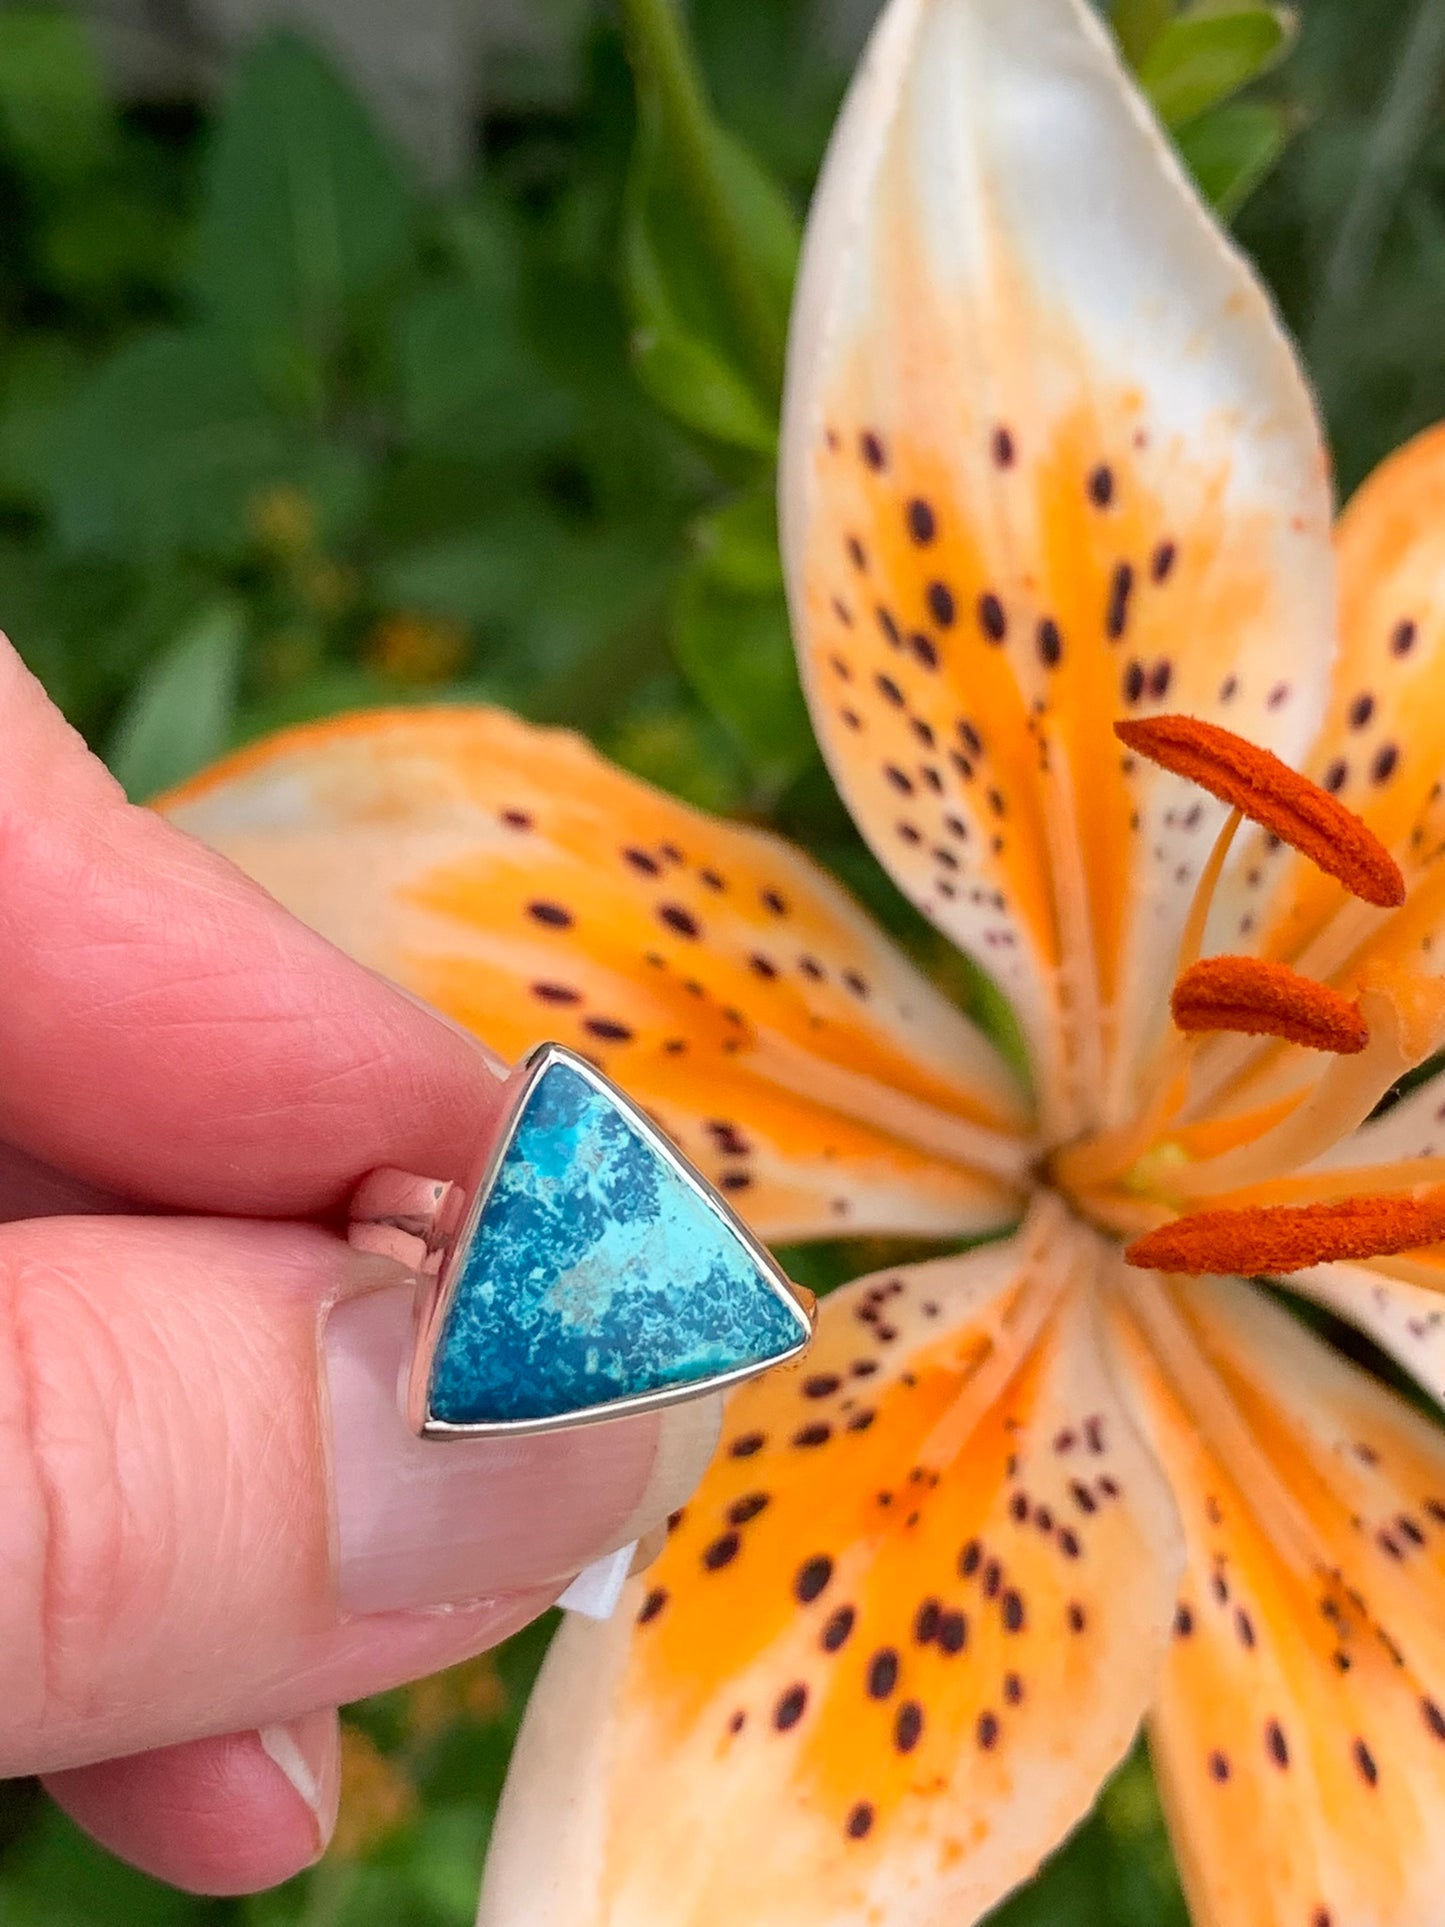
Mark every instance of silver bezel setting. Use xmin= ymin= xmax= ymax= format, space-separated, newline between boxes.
xmin=405 ymin=1042 xmax=815 ymax=1439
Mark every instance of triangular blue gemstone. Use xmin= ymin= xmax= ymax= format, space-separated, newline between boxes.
xmin=427 ymin=1059 xmax=804 ymax=1426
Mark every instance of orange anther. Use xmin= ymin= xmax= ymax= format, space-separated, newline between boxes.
xmin=1115 ymin=715 xmax=1405 ymax=908
xmin=1125 ymin=1187 xmax=1445 ymax=1275
xmin=1171 ymin=956 xmax=1368 ymax=1054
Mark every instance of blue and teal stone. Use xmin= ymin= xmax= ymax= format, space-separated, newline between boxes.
xmin=427 ymin=1060 xmax=803 ymax=1425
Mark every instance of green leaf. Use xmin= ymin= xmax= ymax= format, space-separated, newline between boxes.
xmin=0 ymin=8 xmax=112 ymax=187
xmin=0 ymin=1801 xmax=199 ymax=1927
xmin=395 ymin=277 xmax=573 ymax=464
xmin=1112 ymin=0 xmax=1175 ymax=67
xmin=43 ymin=331 xmax=294 ymax=559
xmin=1140 ymin=4 xmax=1296 ymax=130
xmin=0 ymin=333 xmax=85 ymax=505
xmin=106 ymin=603 xmax=244 ymax=801
xmin=194 ymin=31 xmax=414 ymax=393
xmin=1176 ymin=99 xmax=1292 ymax=217
xmin=692 ymin=489 xmax=785 ymax=592
xmin=607 ymin=708 xmax=748 ymax=814
xmin=631 ymin=324 xmax=779 ymax=454
xmin=378 ymin=523 xmax=554 ymax=628
xmin=672 ymin=499 xmax=814 ymax=794
xmin=621 ymin=0 xmax=798 ymax=447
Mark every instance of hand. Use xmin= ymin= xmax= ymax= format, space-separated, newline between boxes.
xmin=0 ymin=641 xmax=716 ymax=1893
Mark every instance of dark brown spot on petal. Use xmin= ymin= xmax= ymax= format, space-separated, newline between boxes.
xmin=703 ymin=1532 xmax=740 ymax=1569
xmin=938 ymin=1611 xmax=968 ymax=1654
xmin=532 ymin=981 xmax=581 ymax=1004
xmin=728 ymin=1492 xmax=769 ymax=1526
xmin=795 ymin=1556 xmax=833 ymax=1603
xmin=774 ymin=1684 xmax=807 ymax=1730
xmin=845 ymin=1800 xmax=874 ymax=1839
xmin=822 ymin=1604 xmax=855 ymax=1651
xmin=527 ymin=900 xmax=573 ymax=928
xmin=1106 ymin=562 xmax=1134 ymax=640
xmin=658 ymin=903 xmax=700 ymax=939
xmin=894 ymin=1700 xmax=924 ymax=1753
xmin=866 ymin=1648 xmax=900 ymax=1698
xmin=906 ymin=499 xmax=936 ymax=544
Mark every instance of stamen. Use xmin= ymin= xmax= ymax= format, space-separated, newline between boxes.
xmin=1171 ymin=970 xmax=1445 ymax=1198
xmin=1056 ymin=809 xmax=1241 ymax=1196
xmin=1125 ymin=1187 xmax=1445 ymax=1275
xmin=1114 ymin=715 xmax=1405 ymax=908
xmin=1171 ymin=956 xmax=1368 ymax=1055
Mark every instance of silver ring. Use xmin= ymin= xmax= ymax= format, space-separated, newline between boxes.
xmin=347 ymin=1042 xmax=815 ymax=1439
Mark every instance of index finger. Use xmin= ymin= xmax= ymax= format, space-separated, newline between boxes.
xmin=0 ymin=641 xmax=505 ymax=1214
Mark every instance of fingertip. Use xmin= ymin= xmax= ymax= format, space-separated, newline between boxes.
xmin=43 ymin=1713 xmax=341 ymax=1896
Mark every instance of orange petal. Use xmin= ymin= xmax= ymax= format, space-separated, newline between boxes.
xmin=1232 ymin=420 xmax=1445 ymax=967
xmin=1170 ymin=956 xmax=1368 ymax=1054
xmin=780 ymin=0 xmax=1335 ymax=1136
xmin=160 ymin=707 xmax=1029 ymax=1242
xmin=1112 ymin=1275 xmax=1445 ymax=1927
xmin=481 ymin=1209 xmax=1182 ymax=1926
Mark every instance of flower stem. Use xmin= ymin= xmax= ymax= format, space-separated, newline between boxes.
xmin=620 ymin=0 xmax=788 ymax=403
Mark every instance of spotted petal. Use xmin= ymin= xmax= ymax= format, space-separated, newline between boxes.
xmin=1195 ymin=421 xmax=1445 ymax=1123
xmin=1293 ymin=1264 xmax=1445 ymax=1411
xmin=479 ymin=1206 xmax=1181 ymax=1927
xmin=1226 ymin=421 xmax=1445 ymax=971
xmin=780 ymin=0 xmax=1335 ymax=1140
xmin=1112 ymin=1272 xmax=1445 ymax=1927
xmin=161 ymin=708 xmax=1028 ymax=1242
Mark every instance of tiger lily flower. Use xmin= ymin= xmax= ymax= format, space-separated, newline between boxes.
xmin=163 ymin=0 xmax=1445 ymax=1919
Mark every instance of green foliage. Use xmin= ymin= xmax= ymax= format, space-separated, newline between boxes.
xmin=108 ymin=602 xmax=244 ymax=800
xmin=194 ymin=32 xmax=414 ymax=398
xmin=1175 ymin=99 xmax=1292 ymax=218
xmin=672 ymin=491 xmax=815 ymax=792
xmin=2 ymin=0 xmax=1445 ymax=1921
xmin=1137 ymin=3 xmax=1296 ymax=130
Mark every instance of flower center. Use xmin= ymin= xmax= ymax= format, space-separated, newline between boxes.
xmin=1045 ymin=714 xmax=1445 ymax=1279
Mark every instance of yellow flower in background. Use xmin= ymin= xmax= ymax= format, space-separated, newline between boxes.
xmin=164 ymin=0 xmax=1445 ymax=1920
xmin=366 ymin=611 xmax=469 ymax=686
xmin=248 ymin=483 xmax=318 ymax=560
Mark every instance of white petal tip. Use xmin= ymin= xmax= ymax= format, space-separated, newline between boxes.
xmin=557 ymin=1543 xmax=637 ymax=1620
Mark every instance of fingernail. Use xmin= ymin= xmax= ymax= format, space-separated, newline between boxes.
xmin=324 ymin=1281 xmax=721 ymax=1615
xmin=258 ymin=1710 xmax=339 ymax=1857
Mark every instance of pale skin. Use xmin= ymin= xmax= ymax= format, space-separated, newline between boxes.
xmin=0 ymin=638 xmax=713 ymax=1894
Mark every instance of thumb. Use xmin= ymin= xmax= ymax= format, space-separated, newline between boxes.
xmin=0 ymin=1212 xmax=717 ymax=1776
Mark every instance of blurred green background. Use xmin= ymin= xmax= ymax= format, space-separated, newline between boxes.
xmin=0 ymin=0 xmax=1441 ymax=1919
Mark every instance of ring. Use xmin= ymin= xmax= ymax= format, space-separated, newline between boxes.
xmin=347 ymin=1042 xmax=816 ymax=1438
